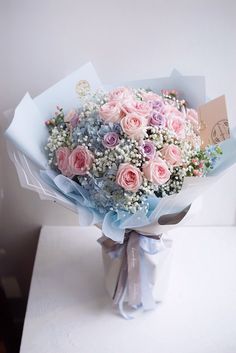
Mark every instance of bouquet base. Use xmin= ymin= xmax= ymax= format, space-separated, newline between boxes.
xmin=99 ymin=232 xmax=173 ymax=318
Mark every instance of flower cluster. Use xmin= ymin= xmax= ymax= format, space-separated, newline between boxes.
xmin=45 ymin=87 xmax=222 ymax=213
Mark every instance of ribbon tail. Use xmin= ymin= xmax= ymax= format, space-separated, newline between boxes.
xmin=113 ymin=255 xmax=134 ymax=320
xmin=127 ymin=232 xmax=142 ymax=307
xmin=140 ymin=251 xmax=156 ymax=310
xmin=117 ymin=284 xmax=133 ymax=320
xmin=112 ymin=250 xmax=128 ymax=305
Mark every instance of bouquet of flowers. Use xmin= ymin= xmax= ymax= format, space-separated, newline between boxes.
xmin=5 ymin=63 xmax=236 ymax=318
xmin=45 ymin=87 xmax=222 ymax=213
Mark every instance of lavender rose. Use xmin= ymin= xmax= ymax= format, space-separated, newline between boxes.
xmin=102 ymin=132 xmax=119 ymax=149
xmin=141 ymin=140 xmax=156 ymax=160
xmin=152 ymin=100 xmax=164 ymax=111
xmin=149 ymin=112 xmax=166 ymax=128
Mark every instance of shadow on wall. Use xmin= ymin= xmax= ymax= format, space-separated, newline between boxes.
xmin=0 ymin=111 xmax=79 ymax=299
xmin=0 ymin=225 xmax=40 ymax=298
xmin=0 ymin=112 xmax=40 ymax=298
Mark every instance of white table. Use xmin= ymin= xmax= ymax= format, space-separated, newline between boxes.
xmin=20 ymin=226 xmax=236 ymax=353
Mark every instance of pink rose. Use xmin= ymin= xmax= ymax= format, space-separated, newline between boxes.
xmin=56 ymin=147 xmax=74 ymax=178
xmin=121 ymin=99 xmax=152 ymax=117
xmin=142 ymin=158 xmax=170 ymax=185
xmin=164 ymin=104 xmax=183 ymax=118
xmin=141 ymin=91 xmax=162 ymax=102
xmin=120 ymin=113 xmax=147 ymax=140
xmin=186 ymin=108 xmax=199 ymax=132
xmin=167 ymin=116 xmax=186 ymax=139
xmin=164 ymin=105 xmax=186 ymax=138
xmin=68 ymin=146 xmax=94 ymax=175
xmin=108 ymin=87 xmax=132 ymax=102
xmin=160 ymin=144 xmax=182 ymax=166
xmin=116 ymin=163 xmax=142 ymax=192
xmin=99 ymin=100 xmax=122 ymax=123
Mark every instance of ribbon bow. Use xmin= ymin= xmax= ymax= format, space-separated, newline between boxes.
xmin=98 ymin=230 xmax=168 ymax=319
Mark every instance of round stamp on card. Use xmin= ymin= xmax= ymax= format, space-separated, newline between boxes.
xmin=211 ymin=119 xmax=230 ymax=144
